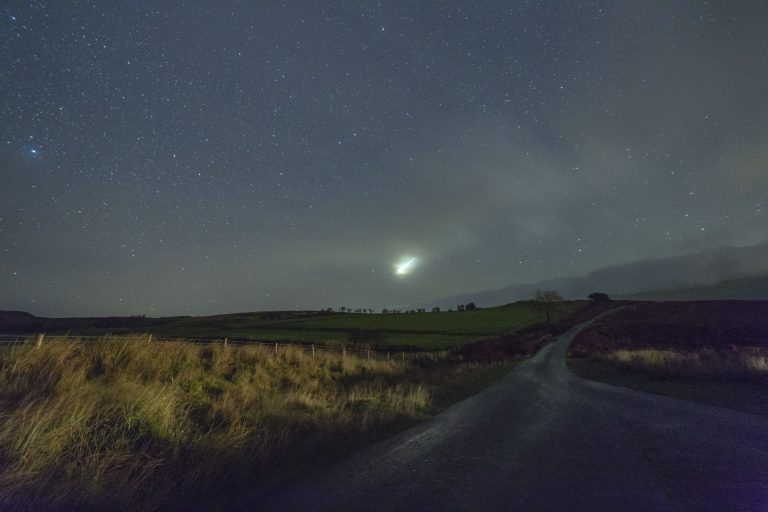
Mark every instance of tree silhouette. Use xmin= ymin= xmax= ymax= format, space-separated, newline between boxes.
xmin=532 ymin=289 xmax=563 ymax=323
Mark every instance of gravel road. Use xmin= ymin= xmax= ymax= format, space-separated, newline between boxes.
xmin=242 ymin=317 xmax=768 ymax=511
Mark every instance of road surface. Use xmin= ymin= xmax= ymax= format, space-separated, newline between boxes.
xmin=243 ymin=317 xmax=768 ymax=511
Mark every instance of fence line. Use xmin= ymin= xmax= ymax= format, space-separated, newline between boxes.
xmin=0 ymin=334 xmax=443 ymax=362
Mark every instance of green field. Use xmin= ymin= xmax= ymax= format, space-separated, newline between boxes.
xmin=69 ymin=301 xmax=585 ymax=351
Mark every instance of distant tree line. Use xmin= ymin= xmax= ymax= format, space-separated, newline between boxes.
xmin=322 ymin=307 xmax=375 ymax=313
xmin=322 ymin=291 xmax=610 ymax=321
xmin=378 ymin=303 xmax=480 ymax=314
xmin=322 ymin=303 xmax=484 ymax=314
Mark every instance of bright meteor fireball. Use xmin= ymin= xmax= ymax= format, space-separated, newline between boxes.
xmin=395 ymin=257 xmax=418 ymax=276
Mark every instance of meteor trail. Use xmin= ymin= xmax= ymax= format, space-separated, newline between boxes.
xmin=395 ymin=257 xmax=417 ymax=275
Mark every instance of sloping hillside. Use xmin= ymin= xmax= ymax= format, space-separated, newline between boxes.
xmin=622 ymin=275 xmax=768 ymax=301
xmin=432 ymin=243 xmax=768 ymax=307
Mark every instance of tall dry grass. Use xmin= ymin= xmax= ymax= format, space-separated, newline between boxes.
xmin=0 ymin=336 xmax=432 ymax=511
xmin=599 ymin=346 xmax=768 ymax=379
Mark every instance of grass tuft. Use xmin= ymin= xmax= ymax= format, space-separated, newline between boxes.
xmin=0 ymin=337 xmax=443 ymax=511
xmin=602 ymin=346 xmax=768 ymax=379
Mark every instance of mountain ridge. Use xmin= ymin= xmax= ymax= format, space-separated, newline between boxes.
xmin=430 ymin=242 xmax=768 ymax=308
xmin=621 ymin=274 xmax=768 ymax=301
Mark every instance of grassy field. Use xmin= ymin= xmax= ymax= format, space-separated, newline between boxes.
xmin=151 ymin=302 xmax=571 ymax=349
xmin=567 ymin=301 xmax=768 ymax=415
xmin=2 ymin=301 xmax=586 ymax=351
xmin=0 ymin=336 xmax=519 ymax=511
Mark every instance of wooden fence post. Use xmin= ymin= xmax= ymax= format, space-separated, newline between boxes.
xmin=402 ymin=351 xmax=405 ymax=364
xmin=275 ymin=341 xmax=278 ymax=353
xmin=342 ymin=347 xmax=346 ymax=359
xmin=224 ymin=337 xmax=228 ymax=347
xmin=36 ymin=333 xmax=45 ymax=348
xmin=147 ymin=334 xmax=153 ymax=343
xmin=312 ymin=344 xmax=315 ymax=359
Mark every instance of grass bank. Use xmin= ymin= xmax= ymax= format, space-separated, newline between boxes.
xmin=588 ymin=346 xmax=768 ymax=378
xmin=0 ymin=337 xmax=516 ymax=511
xmin=567 ymin=301 xmax=768 ymax=415
xmin=568 ymin=357 xmax=768 ymax=416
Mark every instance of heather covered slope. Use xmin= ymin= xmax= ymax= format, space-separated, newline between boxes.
xmin=568 ymin=301 xmax=768 ymax=395
xmin=569 ymin=301 xmax=768 ymax=354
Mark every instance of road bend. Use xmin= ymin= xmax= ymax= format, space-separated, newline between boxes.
xmin=241 ymin=317 xmax=768 ymax=512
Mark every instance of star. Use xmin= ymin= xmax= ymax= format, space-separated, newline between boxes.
xmin=1 ymin=1 xmax=765 ymax=315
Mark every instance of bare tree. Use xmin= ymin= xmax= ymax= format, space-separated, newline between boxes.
xmin=532 ymin=289 xmax=563 ymax=323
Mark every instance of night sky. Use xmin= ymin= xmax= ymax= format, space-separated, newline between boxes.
xmin=2 ymin=2 xmax=767 ymax=316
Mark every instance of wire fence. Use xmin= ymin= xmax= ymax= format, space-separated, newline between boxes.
xmin=0 ymin=334 xmax=444 ymax=363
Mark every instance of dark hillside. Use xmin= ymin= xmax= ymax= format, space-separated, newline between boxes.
xmin=622 ymin=275 xmax=768 ymax=301
xmin=570 ymin=301 xmax=768 ymax=357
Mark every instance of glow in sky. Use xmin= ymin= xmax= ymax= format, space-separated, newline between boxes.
xmin=395 ymin=257 xmax=418 ymax=276
xmin=2 ymin=2 xmax=767 ymax=316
